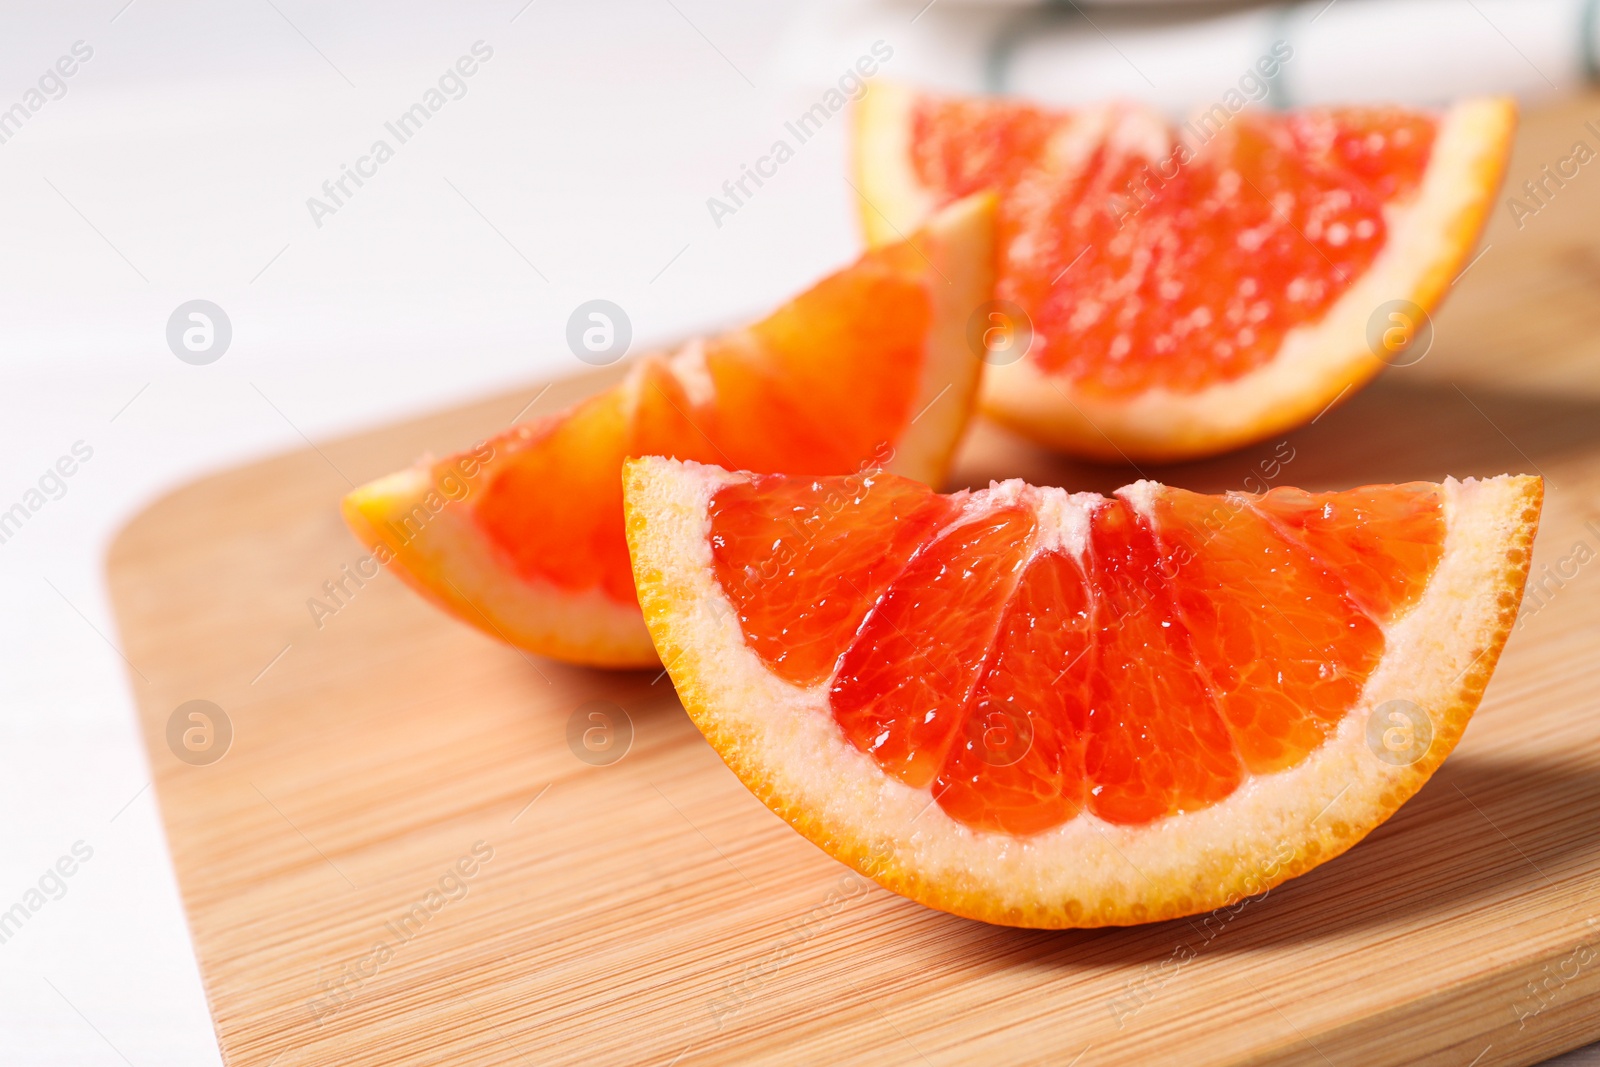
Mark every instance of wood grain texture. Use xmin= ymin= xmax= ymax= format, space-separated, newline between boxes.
xmin=107 ymin=95 xmax=1600 ymax=1067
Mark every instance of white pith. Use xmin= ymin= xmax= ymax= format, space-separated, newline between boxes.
xmin=875 ymin=192 xmax=994 ymax=487
xmin=855 ymin=82 xmax=1515 ymax=461
xmin=664 ymin=337 xmax=717 ymax=407
xmin=627 ymin=456 xmax=1540 ymax=925
xmin=343 ymin=194 xmax=994 ymax=668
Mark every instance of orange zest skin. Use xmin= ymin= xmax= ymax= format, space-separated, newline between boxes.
xmin=908 ymin=97 xmax=1436 ymax=397
xmin=707 ymin=473 xmax=1448 ymax=834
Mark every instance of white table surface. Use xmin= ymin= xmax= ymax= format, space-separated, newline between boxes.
xmin=0 ymin=2 xmax=1594 ymax=1064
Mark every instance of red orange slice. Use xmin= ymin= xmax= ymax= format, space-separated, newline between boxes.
xmin=342 ymin=195 xmax=995 ymax=667
xmin=855 ymin=83 xmax=1515 ymax=461
xmin=625 ymin=457 xmax=1541 ymax=926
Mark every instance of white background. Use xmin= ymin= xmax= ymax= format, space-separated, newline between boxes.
xmin=0 ymin=1 xmax=1596 ymax=1064
xmin=0 ymin=2 xmax=849 ymax=1062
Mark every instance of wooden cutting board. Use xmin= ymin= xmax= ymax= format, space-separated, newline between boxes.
xmin=108 ymin=95 xmax=1600 ymax=1067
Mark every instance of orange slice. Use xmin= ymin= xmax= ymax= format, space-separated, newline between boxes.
xmin=855 ymin=83 xmax=1515 ymax=461
xmin=625 ymin=457 xmax=1541 ymax=926
xmin=342 ymin=194 xmax=995 ymax=667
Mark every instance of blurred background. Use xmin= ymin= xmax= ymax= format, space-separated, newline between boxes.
xmin=1 ymin=0 xmax=1597 ymax=1062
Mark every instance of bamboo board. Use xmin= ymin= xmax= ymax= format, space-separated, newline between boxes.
xmin=107 ymin=95 xmax=1600 ymax=1066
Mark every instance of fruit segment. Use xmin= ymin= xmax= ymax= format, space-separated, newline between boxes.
xmin=1252 ymin=483 xmax=1445 ymax=619
xmin=933 ymin=549 xmax=1092 ymax=835
xmin=830 ymin=506 xmax=1037 ymax=789
xmin=626 ymin=457 xmax=1542 ymax=927
xmin=906 ymin=98 xmax=1436 ymax=396
xmin=705 ymin=472 xmax=1453 ymax=832
xmin=341 ymin=193 xmax=994 ymax=667
xmin=1149 ymin=487 xmax=1390 ymax=775
xmin=475 ymin=254 xmax=936 ymax=607
xmin=1077 ymin=498 xmax=1244 ymax=825
xmin=708 ymin=472 xmax=956 ymax=687
xmin=855 ymin=83 xmax=1515 ymax=461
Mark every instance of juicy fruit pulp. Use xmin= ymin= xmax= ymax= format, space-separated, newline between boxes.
xmin=343 ymin=194 xmax=992 ymax=667
xmin=632 ymin=457 xmax=1541 ymax=926
xmin=709 ymin=473 xmax=1445 ymax=834
xmin=907 ymin=97 xmax=1437 ymax=396
xmin=465 ymin=220 xmax=961 ymax=609
xmin=478 ymin=269 xmax=926 ymax=607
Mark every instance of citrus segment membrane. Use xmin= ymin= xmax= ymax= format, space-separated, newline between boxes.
xmin=1252 ymin=483 xmax=1445 ymax=619
xmin=708 ymin=472 xmax=956 ymax=686
xmin=705 ymin=472 xmax=1449 ymax=833
xmin=1074 ymin=498 xmax=1245 ymax=825
xmin=933 ymin=549 xmax=1091 ymax=835
xmin=905 ymin=97 xmax=1437 ymax=397
xmin=831 ymin=505 xmax=1037 ymax=789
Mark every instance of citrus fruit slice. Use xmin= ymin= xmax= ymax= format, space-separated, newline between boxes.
xmin=624 ymin=457 xmax=1541 ymax=926
xmin=854 ymin=83 xmax=1515 ymax=461
xmin=342 ymin=194 xmax=995 ymax=667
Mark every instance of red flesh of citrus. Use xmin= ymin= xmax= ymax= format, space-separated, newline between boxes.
xmin=908 ymin=99 xmax=1437 ymax=396
xmin=473 ymin=246 xmax=936 ymax=608
xmin=708 ymin=473 xmax=1445 ymax=834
